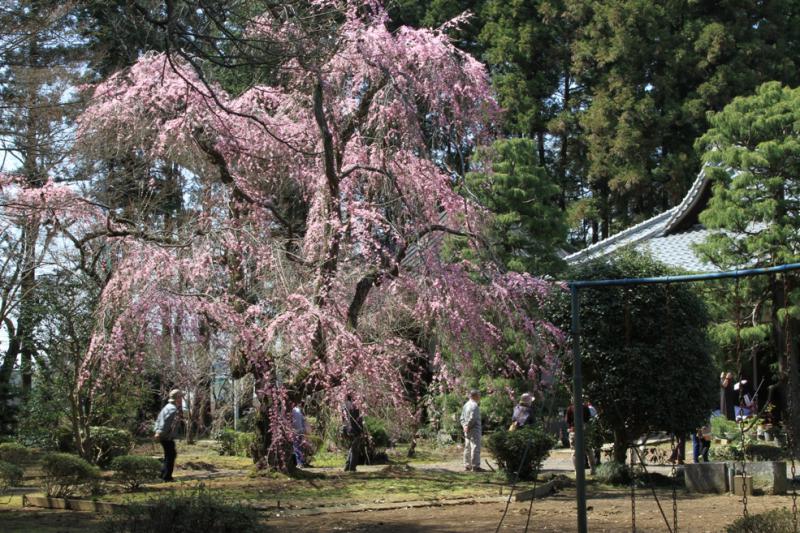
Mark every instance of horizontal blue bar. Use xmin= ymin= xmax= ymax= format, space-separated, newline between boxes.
xmin=568 ymin=262 xmax=800 ymax=289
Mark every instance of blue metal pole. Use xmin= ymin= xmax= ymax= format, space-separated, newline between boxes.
xmin=568 ymin=262 xmax=800 ymax=289
xmin=571 ymin=284 xmax=587 ymax=533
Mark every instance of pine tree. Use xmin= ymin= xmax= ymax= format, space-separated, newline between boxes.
xmin=465 ymin=138 xmax=567 ymax=274
xmin=696 ymin=81 xmax=800 ymax=446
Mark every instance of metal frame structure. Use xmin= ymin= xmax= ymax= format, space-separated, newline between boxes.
xmin=569 ymin=262 xmax=800 ymax=533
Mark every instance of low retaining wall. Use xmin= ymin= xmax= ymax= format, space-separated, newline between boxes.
xmin=684 ymin=461 xmax=788 ymax=495
xmin=726 ymin=461 xmax=787 ymax=495
xmin=22 ymin=495 xmax=126 ymax=513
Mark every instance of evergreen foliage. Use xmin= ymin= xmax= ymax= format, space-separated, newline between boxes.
xmin=561 ymin=252 xmax=717 ymax=463
xmin=102 ymin=485 xmax=264 ymax=533
xmin=110 ymin=455 xmax=161 ymax=491
xmin=0 ymin=442 xmax=31 ymax=464
xmin=465 ymin=138 xmax=567 ymax=274
xmin=696 ymin=81 xmax=800 ymax=441
xmin=41 ymin=452 xmax=101 ymax=498
xmin=0 ymin=460 xmax=23 ymax=494
xmin=485 ymin=425 xmax=554 ymax=481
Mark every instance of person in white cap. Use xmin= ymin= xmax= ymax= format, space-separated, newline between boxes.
xmin=460 ymin=389 xmax=484 ymax=472
xmin=154 ymin=389 xmax=183 ymax=482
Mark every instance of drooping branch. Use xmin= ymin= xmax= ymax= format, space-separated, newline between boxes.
xmin=191 ymin=129 xmax=297 ymax=236
xmin=347 ymin=224 xmax=479 ymax=329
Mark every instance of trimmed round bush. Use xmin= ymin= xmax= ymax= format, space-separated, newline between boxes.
xmin=110 ymin=455 xmax=161 ymax=491
xmin=363 ymin=416 xmax=391 ymax=449
xmin=41 ymin=452 xmax=101 ymax=498
xmin=0 ymin=460 xmax=23 ymax=494
xmin=595 ymin=460 xmax=632 ymax=485
xmin=0 ymin=442 xmax=31 ymax=464
xmin=726 ymin=508 xmax=794 ymax=533
xmin=90 ymin=426 xmax=134 ymax=468
xmin=485 ymin=426 xmax=554 ymax=481
xmin=216 ymin=430 xmax=255 ymax=457
xmin=102 ymin=485 xmax=265 ymax=532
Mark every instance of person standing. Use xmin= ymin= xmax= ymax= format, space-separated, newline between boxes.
xmin=342 ymin=394 xmax=364 ymax=472
xmin=720 ymin=372 xmax=737 ymax=420
xmin=692 ymin=424 xmax=712 ymax=463
xmin=511 ymin=393 xmax=535 ymax=429
xmin=566 ymin=402 xmax=595 ymax=475
xmin=461 ymin=389 xmax=484 ymax=472
xmin=154 ymin=389 xmax=183 ymax=482
xmin=292 ymin=404 xmax=308 ymax=468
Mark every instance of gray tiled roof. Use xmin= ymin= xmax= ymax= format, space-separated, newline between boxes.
xmin=563 ymin=208 xmax=677 ymax=265
xmin=565 ymin=170 xmax=722 ymax=273
xmin=639 ymin=225 xmax=717 ymax=273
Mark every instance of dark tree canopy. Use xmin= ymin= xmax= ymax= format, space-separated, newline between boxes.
xmin=563 ymin=252 xmax=717 ymax=463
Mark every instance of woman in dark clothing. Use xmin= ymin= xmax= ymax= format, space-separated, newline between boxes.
xmin=720 ymin=372 xmax=737 ymax=420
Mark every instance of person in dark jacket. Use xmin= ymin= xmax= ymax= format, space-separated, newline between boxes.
xmin=342 ymin=394 xmax=364 ymax=472
xmin=154 ymin=389 xmax=183 ymax=482
xmin=720 ymin=372 xmax=737 ymax=420
xmin=511 ymin=393 xmax=535 ymax=429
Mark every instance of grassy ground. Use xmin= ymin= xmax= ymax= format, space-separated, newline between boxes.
xmin=5 ymin=439 xmax=525 ymax=507
xmin=98 ymin=465 xmax=521 ymax=508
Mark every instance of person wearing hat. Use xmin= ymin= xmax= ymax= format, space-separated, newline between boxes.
xmin=154 ymin=389 xmax=183 ymax=482
xmin=510 ymin=392 xmax=535 ymax=430
xmin=460 ymin=389 xmax=484 ymax=472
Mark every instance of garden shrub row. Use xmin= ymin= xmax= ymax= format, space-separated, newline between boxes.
xmin=0 ymin=460 xmax=23 ymax=493
xmin=41 ymin=452 xmax=101 ymax=498
xmin=40 ymin=452 xmax=162 ymax=496
xmin=110 ymin=455 xmax=161 ymax=490
xmin=0 ymin=441 xmax=31 ymax=463
xmin=102 ymin=485 xmax=264 ymax=533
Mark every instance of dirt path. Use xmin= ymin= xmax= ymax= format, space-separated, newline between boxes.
xmin=266 ymin=487 xmax=794 ymax=532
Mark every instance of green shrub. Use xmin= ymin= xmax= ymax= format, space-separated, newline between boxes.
xmin=361 ymin=416 xmax=391 ymax=464
xmin=102 ymin=485 xmax=264 ymax=533
xmin=726 ymin=508 xmax=794 ymax=533
xmin=217 ymin=429 xmax=237 ymax=456
xmin=111 ymin=455 xmax=161 ymax=491
xmin=485 ymin=426 xmax=554 ymax=481
xmin=41 ymin=452 xmax=101 ymax=498
xmin=434 ymin=392 xmax=465 ymax=440
xmin=0 ymin=442 xmax=31 ymax=463
xmin=90 ymin=427 xmax=134 ymax=468
xmin=363 ymin=417 xmax=391 ymax=449
xmin=216 ymin=430 xmax=255 ymax=457
xmin=595 ymin=461 xmax=631 ymax=485
xmin=711 ymin=415 xmax=740 ymax=438
xmin=56 ymin=426 xmax=76 ymax=452
xmin=0 ymin=460 xmax=23 ymax=494
xmin=710 ymin=441 xmax=785 ymax=462
xmin=235 ymin=432 xmax=255 ymax=458
xmin=710 ymin=443 xmax=740 ymax=462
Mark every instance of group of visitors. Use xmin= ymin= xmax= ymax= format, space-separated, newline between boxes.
xmin=152 ymin=387 xmax=368 ymax=479
xmin=460 ymin=389 xmax=536 ymax=472
xmin=153 ymin=371 xmax=762 ymax=482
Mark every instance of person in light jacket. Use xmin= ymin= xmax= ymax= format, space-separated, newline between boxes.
xmin=154 ymin=389 xmax=183 ymax=482
xmin=292 ymin=404 xmax=309 ymax=468
xmin=460 ymin=389 xmax=484 ymax=472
